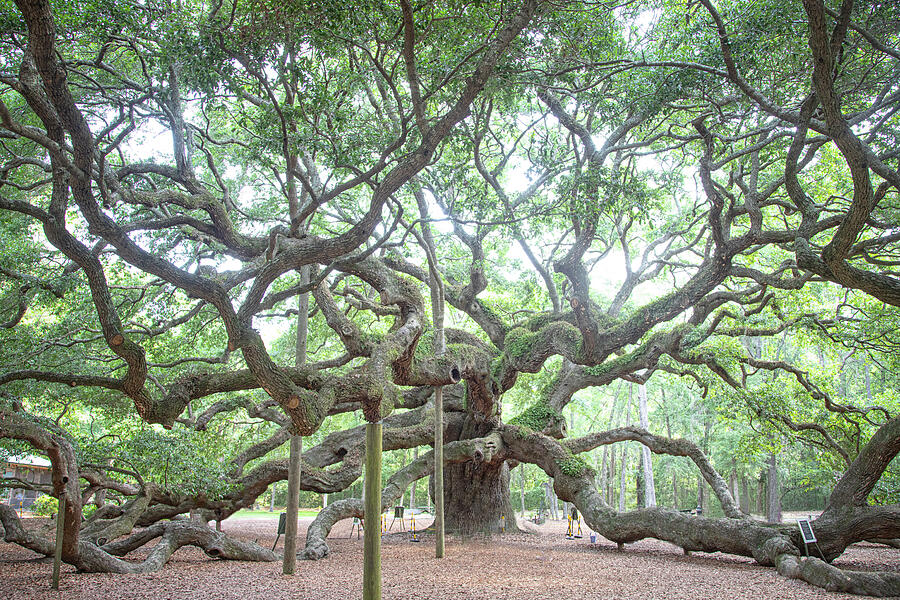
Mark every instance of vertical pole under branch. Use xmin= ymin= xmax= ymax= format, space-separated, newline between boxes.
xmin=51 ymin=493 xmax=66 ymax=590
xmin=283 ymin=434 xmax=302 ymax=574
xmin=363 ymin=421 xmax=383 ymax=600
xmin=414 ymin=187 xmax=446 ymax=559
xmin=434 ymin=386 xmax=445 ymax=557
xmin=284 ymin=265 xmax=309 ymax=574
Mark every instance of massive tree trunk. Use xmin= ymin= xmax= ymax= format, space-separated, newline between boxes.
xmin=442 ymin=413 xmax=513 ymax=534
xmin=444 ymin=458 xmax=511 ymax=535
xmin=303 ymin=432 xmax=505 ymax=559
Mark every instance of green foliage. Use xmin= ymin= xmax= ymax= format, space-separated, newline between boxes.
xmin=81 ymin=427 xmax=237 ymax=500
xmin=30 ymin=493 xmax=57 ymax=517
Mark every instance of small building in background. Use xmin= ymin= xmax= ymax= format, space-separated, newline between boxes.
xmin=2 ymin=455 xmax=52 ymax=510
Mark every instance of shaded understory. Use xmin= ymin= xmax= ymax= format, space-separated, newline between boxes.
xmin=2 ymin=516 xmax=898 ymax=600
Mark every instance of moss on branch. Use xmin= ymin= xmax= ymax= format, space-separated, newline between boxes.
xmin=556 ymin=453 xmax=592 ymax=478
xmin=509 ymin=401 xmax=559 ymax=432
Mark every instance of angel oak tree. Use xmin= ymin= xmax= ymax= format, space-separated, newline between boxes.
xmin=1 ymin=0 xmax=899 ymax=595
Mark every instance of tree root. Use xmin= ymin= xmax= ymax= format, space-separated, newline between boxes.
xmin=81 ymin=491 xmax=152 ymax=545
xmin=777 ymin=554 xmax=900 ymax=597
xmin=867 ymin=538 xmax=900 ymax=549
xmin=1 ymin=506 xmax=275 ymax=573
xmin=77 ymin=521 xmax=277 ymax=573
xmin=301 ymin=499 xmax=365 ymax=560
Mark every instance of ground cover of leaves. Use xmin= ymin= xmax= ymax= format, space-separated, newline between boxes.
xmin=2 ymin=515 xmax=898 ymax=600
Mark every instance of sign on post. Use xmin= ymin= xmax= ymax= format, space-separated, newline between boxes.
xmin=796 ymin=517 xmax=823 ymax=558
xmin=272 ymin=512 xmax=287 ymax=550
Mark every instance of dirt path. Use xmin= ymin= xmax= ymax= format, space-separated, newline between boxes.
xmin=1 ymin=516 xmax=898 ymax=599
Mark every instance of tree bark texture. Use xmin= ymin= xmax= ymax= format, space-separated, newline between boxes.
xmin=445 ymin=459 xmax=510 ymax=535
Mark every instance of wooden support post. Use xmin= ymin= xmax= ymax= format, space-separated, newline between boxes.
xmin=434 ymin=386 xmax=445 ymax=558
xmin=282 ymin=434 xmax=302 ymax=574
xmin=283 ymin=265 xmax=309 ymax=575
xmin=51 ymin=493 xmax=66 ymax=590
xmin=363 ymin=421 xmax=383 ymax=600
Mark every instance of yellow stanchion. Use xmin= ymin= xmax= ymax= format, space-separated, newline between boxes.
xmin=565 ymin=510 xmax=583 ymax=539
xmin=409 ymin=512 xmax=420 ymax=542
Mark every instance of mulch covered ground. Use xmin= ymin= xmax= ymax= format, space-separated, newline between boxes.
xmin=2 ymin=515 xmax=898 ymax=600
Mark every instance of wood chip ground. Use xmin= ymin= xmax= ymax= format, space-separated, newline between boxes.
xmin=2 ymin=515 xmax=898 ymax=599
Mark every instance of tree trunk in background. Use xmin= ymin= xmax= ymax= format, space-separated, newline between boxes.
xmin=269 ymin=483 xmax=275 ymax=512
xmin=550 ymin=482 xmax=559 ymax=520
xmin=618 ymin=445 xmax=629 ymax=512
xmin=697 ymin=473 xmax=706 ymax=513
xmin=729 ymin=462 xmax=739 ymax=508
xmin=636 ymin=468 xmax=645 ymax=508
xmin=619 ymin=386 xmax=632 ymax=511
xmin=409 ymin=446 xmax=418 ymax=510
xmin=519 ymin=464 xmax=526 ymax=518
xmin=605 ymin=389 xmax=623 ymax=505
xmin=740 ymin=476 xmax=750 ymax=514
xmin=699 ymin=418 xmax=712 ymax=514
xmin=543 ymin=480 xmax=558 ymax=520
xmin=767 ymin=453 xmax=781 ymax=523
xmin=638 ymin=384 xmax=656 ymax=507
xmin=607 ymin=447 xmax=616 ymax=505
xmin=665 ymin=412 xmax=678 ymax=508
xmin=600 ymin=447 xmax=609 ymax=504
xmin=757 ymin=474 xmax=765 ymax=515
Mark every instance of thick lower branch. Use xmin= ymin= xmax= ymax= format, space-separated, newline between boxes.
xmin=566 ymin=425 xmax=742 ymax=518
